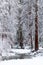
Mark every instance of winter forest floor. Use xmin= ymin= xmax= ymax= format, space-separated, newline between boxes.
xmin=0 ymin=47 xmax=43 ymax=65
xmin=0 ymin=47 xmax=43 ymax=60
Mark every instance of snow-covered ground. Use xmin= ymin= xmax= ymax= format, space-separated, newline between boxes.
xmin=0 ymin=56 xmax=43 ymax=65
xmin=10 ymin=49 xmax=31 ymax=54
xmin=0 ymin=47 xmax=43 ymax=60
xmin=0 ymin=33 xmax=43 ymax=64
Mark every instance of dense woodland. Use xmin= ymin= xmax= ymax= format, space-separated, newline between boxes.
xmin=0 ymin=0 xmax=43 ymax=53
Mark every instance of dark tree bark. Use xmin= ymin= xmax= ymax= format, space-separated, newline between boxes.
xmin=35 ymin=0 xmax=38 ymax=51
xmin=19 ymin=27 xmax=23 ymax=49
xmin=17 ymin=26 xmax=23 ymax=49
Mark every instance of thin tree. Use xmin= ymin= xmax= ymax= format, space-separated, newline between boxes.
xmin=17 ymin=25 xmax=23 ymax=49
xmin=17 ymin=0 xmax=23 ymax=49
xmin=29 ymin=24 xmax=33 ymax=49
xmin=28 ymin=1 xmax=33 ymax=49
xmin=35 ymin=0 xmax=38 ymax=51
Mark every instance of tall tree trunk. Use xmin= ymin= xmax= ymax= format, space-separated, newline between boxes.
xmin=17 ymin=1 xmax=23 ymax=48
xmin=29 ymin=2 xmax=33 ymax=49
xmin=35 ymin=0 xmax=38 ymax=51
xmin=17 ymin=26 xmax=23 ymax=49
xmin=19 ymin=27 xmax=23 ymax=49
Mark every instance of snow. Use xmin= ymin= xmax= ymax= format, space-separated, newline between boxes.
xmin=0 ymin=37 xmax=11 ymax=54
xmin=0 ymin=56 xmax=43 ymax=65
xmin=10 ymin=49 xmax=31 ymax=54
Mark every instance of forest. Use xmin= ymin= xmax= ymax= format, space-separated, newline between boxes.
xmin=0 ymin=0 xmax=43 ymax=60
